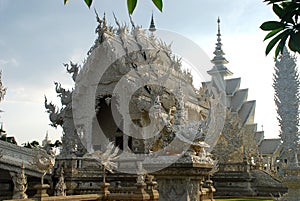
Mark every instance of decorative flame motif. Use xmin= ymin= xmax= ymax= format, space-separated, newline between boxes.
xmin=90 ymin=142 xmax=120 ymax=183
xmin=30 ymin=147 xmax=55 ymax=185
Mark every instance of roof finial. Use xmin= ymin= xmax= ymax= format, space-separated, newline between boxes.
xmin=217 ymin=17 xmax=221 ymax=41
xmin=149 ymin=12 xmax=156 ymax=32
xmin=207 ymin=17 xmax=232 ymax=77
xmin=214 ymin=17 xmax=225 ymax=61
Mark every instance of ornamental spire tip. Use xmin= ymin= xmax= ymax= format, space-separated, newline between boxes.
xmin=149 ymin=12 xmax=156 ymax=32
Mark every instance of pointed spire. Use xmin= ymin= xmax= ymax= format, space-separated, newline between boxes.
xmin=149 ymin=13 xmax=156 ymax=32
xmin=217 ymin=17 xmax=221 ymax=44
xmin=208 ymin=17 xmax=232 ymax=77
xmin=42 ymin=131 xmax=50 ymax=147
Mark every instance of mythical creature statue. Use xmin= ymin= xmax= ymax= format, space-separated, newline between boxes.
xmin=44 ymin=96 xmax=63 ymax=128
xmin=63 ymin=61 xmax=79 ymax=82
xmin=45 ymin=62 xmax=86 ymax=157
xmin=54 ymin=82 xmax=72 ymax=107
xmin=87 ymin=11 xmax=114 ymax=55
xmin=30 ymin=147 xmax=55 ymax=185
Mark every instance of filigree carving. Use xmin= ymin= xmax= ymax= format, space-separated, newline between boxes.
xmin=55 ymin=167 xmax=66 ymax=196
xmin=213 ymin=110 xmax=243 ymax=163
xmin=159 ymin=180 xmax=186 ymax=201
xmin=89 ymin=142 xmax=120 ymax=183
xmin=87 ymin=11 xmax=114 ymax=55
xmin=12 ymin=163 xmax=28 ymax=199
xmin=30 ymin=147 xmax=55 ymax=185
xmin=274 ymin=48 xmax=300 ymax=165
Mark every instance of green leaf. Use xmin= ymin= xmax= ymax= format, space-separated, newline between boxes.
xmin=265 ymin=29 xmax=289 ymax=56
xmin=273 ymin=4 xmax=283 ymax=18
xmin=288 ymin=32 xmax=300 ymax=53
xmin=264 ymin=27 xmax=284 ymax=41
xmin=275 ymin=32 xmax=289 ymax=57
xmin=152 ymin=0 xmax=163 ymax=12
xmin=260 ymin=21 xmax=285 ymax=31
xmin=127 ymin=0 xmax=138 ymax=14
xmin=280 ymin=2 xmax=297 ymax=24
xmin=84 ymin=0 xmax=93 ymax=8
xmin=264 ymin=0 xmax=285 ymax=5
xmin=64 ymin=0 xmax=69 ymax=5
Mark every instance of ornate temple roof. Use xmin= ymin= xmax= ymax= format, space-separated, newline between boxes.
xmin=255 ymin=131 xmax=265 ymax=145
xmin=230 ymin=88 xmax=248 ymax=112
xmin=259 ymin=138 xmax=281 ymax=155
xmin=225 ymin=78 xmax=241 ymax=96
xmin=238 ymin=100 xmax=256 ymax=125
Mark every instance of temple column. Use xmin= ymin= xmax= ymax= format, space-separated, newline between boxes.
xmin=266 ymin=156 xmax=271 ymax=171
xmin=123 ymin=134 xmax=128 ymax=150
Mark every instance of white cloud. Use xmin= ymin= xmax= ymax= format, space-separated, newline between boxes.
xmin=0 ymin=58 xmax=19 ymax=67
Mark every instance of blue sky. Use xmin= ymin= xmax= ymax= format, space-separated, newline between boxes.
xmin=0 ymin=0 xmax=285 ymax=144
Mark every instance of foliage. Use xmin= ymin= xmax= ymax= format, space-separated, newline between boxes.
xmin=64 ymin=0 xmax=163 ymax=14
xmin=23 ymin=139 xmax=62 ymax=150
xmin=261 ymin=0 xmax=300 ymax=57
xmin=23 ymin=140 xmax=39 ymax=148
xmin=0 ymin=135 xmax=17 ymax=144
xmin=49 ymin=140 xmax=62 ymax=148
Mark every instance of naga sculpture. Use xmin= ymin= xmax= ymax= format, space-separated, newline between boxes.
xmin=54 ymin=82 xmax=72 ymax=107
xmin=64 ymin=61 xmax=79 ymax=82
xmin=45 ymin=62 xmax=86 ymax=157
xmin=44 ymin=96 xmax=63 ymax=128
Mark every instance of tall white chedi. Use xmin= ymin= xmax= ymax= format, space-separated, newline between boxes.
xmin=273 ymin=47 xmax=299 ymax=164
xmin=273 ymin=48 xmax=300 ymax=201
